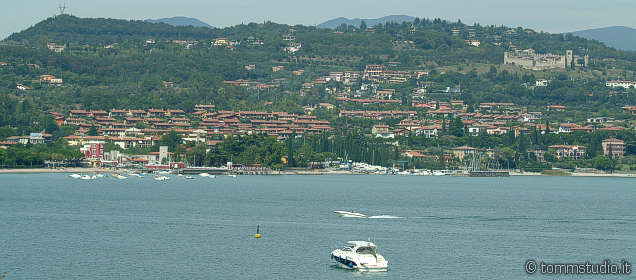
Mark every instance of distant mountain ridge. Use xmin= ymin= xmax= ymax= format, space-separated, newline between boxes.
xmin=570 ymin=26 xmax=636 ymax=51
xmin=147 ymin=16 xmax=212 ymax=28
xmin=317 ymin=15 xmax=416 ymax=29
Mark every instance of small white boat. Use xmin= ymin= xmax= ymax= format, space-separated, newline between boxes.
xmin=96 ymin=174 xmax=105 ymax=178
xmin=158 ymin=171 xmax=170 ymax=175
xmin=69 ymin=174 xmax=82 ymax=179
xmin=129 ymin=173 xmax=143 ymax=178
xmin=228 ymin=174 xmax=237 ymax=178
xmin=331 ymin=241 xmax=388 ymax=271
xmin=185 ymin=176 xmax=195 ymax=179
xmin=154 ymin=176 xmax=170 ymax=181
xmin=91 ymin=175 xmax=97 ymax=179
xmin=199 ymin=173 xmax=210 ymax=177
xmin=334 ymin=210 xmax=367 ymax=218
xmin=209 ymin=175 xmax=216 ymax=179
xmin=80 ymin=175 xmax=92 ymax=180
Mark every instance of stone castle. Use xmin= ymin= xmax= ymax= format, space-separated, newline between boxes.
xmin=504 ymin=49 xmax=588 ymax=71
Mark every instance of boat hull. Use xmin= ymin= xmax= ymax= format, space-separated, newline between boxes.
xmin=334 ymin=211 xmax=367 ymax=218
xmin=331 ymin=253 xmax=388 ymax=272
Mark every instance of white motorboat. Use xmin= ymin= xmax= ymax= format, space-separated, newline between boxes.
xmin=69 ymin=174 xmax=82 ymax=179
xmin=154 ymin=176 xmax=170 ymax=181
xmin=185 ymin=176 xmax=195 ymax=179
xmin=334 ymin=210 xmax=367 ymax=218
xmin=96 ymin=174 xmax=105 ymax=178
xmin=199 ymin=173 xmax=210 ymax=177
xmin=129 ymin=173 xmax=144 ymax=178
xmin=331 ymin=241 xmax=388 ymax=271
xmin=209 ymin=175 xmax=216 ymax=178
xmin=80 ymin=175 xmax=92 ymax=180
xmin=113 ymin=174 xmax=127 ymax=180
xmin=228 ymin=174 xmax=237 ymax=178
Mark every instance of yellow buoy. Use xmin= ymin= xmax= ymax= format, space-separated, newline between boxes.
xmin=254 ymin=225 xmax=262 ymax=238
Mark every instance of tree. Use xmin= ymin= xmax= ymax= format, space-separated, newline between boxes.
xmin=159 ymin=130 xmax=182 ymax=152
xmin=360 ymin=21 xmax=367 ymax=30
xmin=450 ymin=116 xmax=464 ymax=137
xmin=87 ymin=125 xmax=98 ymax=136
xmin=592 ymin=155 xmax=614 ymax=171
xmin=286 ymin=132 xmax=296 ymax=167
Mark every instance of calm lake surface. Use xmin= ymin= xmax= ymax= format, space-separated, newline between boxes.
xmin=0 ymin=174 xmax=634 ymax=279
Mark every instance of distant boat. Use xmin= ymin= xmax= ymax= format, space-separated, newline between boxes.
xmin=69 ymin=174 xmax=82 ymax=179
xmin=154 ymin=176 xmax=170 ymax=181
xmin=80 ymin=175 xmax=92 ymax=180
xmin=334 ymin=210 xmax=367 ymax=218
xmin=209 ymin=175 xmax=216 ymax=178
xmin=228 ymin=174 xmax=237 ymax=178
xmin=185 ymin=176 xmax=195 ymax=179
xmin=199 ymin=173 xmax=210 ymax=177
xmin=96 ymin=174 xmax=105 ymax=178
xmin=113 ymin=174 xmax=127 ymax=180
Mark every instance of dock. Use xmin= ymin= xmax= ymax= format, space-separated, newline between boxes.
xmin=469 ymin=170 xmax=510 ymax=177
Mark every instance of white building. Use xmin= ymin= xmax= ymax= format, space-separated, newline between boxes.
xmin=606 ymin=80 xmax=636 ymax=89
xmin=466 ymin=40 xmax=481 ymax=47
xmin=535 ymin=79 xmax=549 ymax=87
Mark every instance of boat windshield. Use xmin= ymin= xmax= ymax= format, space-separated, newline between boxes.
xmin=355 ymin=246 xmax=376 ymax=254
xmin=342 ymin=247 xmax=353 ymax=251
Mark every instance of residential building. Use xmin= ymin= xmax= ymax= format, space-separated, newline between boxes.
xmin=602 ymin=138 xmax=625 ymax=158
xmin=452 ymin=146 xmax=478 ymax=160
xmin=371 ymin=125 xmax=394 ymax=138
xmin=606 ymin=80 xmax=636 ymax=89
xmin=549 ymin=145 xmax=587 ymax=160
xmin=535 ymin=79 xmax=549 ymax=87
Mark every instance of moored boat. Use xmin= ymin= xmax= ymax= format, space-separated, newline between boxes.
xmin=331 ymin=241 xmax=388 ymax=271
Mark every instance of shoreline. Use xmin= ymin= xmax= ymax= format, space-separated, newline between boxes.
xmin=0 ymin=167 xmax=114 ymax=174
xmin=0 ymin=168 xmax=635 ymax=178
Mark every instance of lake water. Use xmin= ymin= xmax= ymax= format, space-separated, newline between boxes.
xmin=0 ymin=174 xmax=634 ymax=279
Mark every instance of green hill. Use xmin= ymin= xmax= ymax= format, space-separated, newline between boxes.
xmin=147 ymin=16 xmax=213 ymax=28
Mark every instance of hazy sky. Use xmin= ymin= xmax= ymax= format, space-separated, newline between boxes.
xmin=2 ymin=0 xmax=635 ymax=39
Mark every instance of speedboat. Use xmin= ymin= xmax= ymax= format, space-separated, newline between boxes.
xmin=331 ymin=241 xmax=388 ymax=271
xmin=80 ymin=175 xmax=92 ymax=180
xmin=199 ymin=173 xmax=210 ymax=177
xmin=69 ymin=174 xmax=82 ymax=179
xmin=334 ymin=210 xmax=367 ymax=218
xmin=113 ymin=174 xmax=127 ymax=180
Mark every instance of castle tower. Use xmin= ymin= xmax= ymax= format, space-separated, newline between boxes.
xmin=566 ymin=50 xmax=573 ymax=69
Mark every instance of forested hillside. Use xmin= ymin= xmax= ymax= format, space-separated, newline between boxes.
xmin=0 ymin=15 xmax=636 ymax=173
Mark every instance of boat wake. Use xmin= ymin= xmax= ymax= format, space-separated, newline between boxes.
xmin=367 ymin=215 xmax=404 ymax=219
